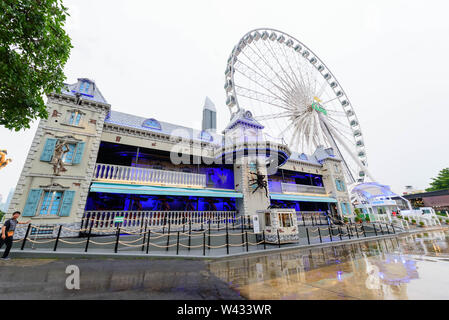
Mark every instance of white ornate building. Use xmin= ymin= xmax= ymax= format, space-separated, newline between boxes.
xmin=7 ymin=78 xmax=353 ymax=237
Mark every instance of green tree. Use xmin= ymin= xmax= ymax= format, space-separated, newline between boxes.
xmin=426 ymin=168 xmax=449 ymax=192
xmin=0 ymin=0 xmax=72 ymax=131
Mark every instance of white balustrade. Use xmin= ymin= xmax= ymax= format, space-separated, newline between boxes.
xmin=281 ymin=182 xmax=326 ymax=195
xmin=82 ymin=210 xmax=239 ymax=230
xmin=94 ymin=163 xmax=207 ymax=187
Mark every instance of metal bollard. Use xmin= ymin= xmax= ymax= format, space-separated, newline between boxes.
xmin=338 ymin=226 xmax=342 ymax=241
xmin=55 ymin=225 xmax=63 ymax=252
xmin=166 ymin=221 xmax=171 ymax=252
xmin=306 ymin=227 xmax=310 ymax=245
xmin=83 ymin=225 xmax=91 ymax=253
xmin=203 ymin=231 xmax=206 ymax=256
xmin=318 ymin=228 xmax=322 ymax=243
xmin=346 ymin=225 xmax=351 ymax=239
xmin=146 ymin=229 xmax=151 ymax=254
xmin=21 ymin=224 xmax=32 ymax=250
xmin=226 ymin=224 xmax=229 ymax=255
xmin=176 ymin=231 xmax=180 ymax=255
xmin=361 ymin=224 xmax=367 ymax=237
xmin=328 ymin=226 xmax=333 ymax=242
xmin=114 ymin=227 xmax=120 ymax=253
xmin=380 ymin=224 xmax=384 ymax=235
xmin=246 ymin=231 xmax=249 ymax=252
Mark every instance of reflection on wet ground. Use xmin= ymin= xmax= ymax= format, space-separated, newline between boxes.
xmin=0 ymin=258 xmax=243 ymax=300
xmin=208 ymin=230 xmax=449 ymax=300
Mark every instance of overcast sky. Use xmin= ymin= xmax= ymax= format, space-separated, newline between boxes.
xmin=1 ymin=0 xmax=448 ymax=201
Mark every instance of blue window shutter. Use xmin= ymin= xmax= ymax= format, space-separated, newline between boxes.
xmin=73 ymin=142 xmax=86 ymax=164
xmin=22 ymin=189 xmax=43 ymax=217
xmin=341 ymin=203 xmax=347 ymax=215
xmin=59 ymin=190 xmax=75 ymax=217
xmin=346 ymin=203 xmax=352 ymax=215
xmin=40 ymin=138 xmax=57 ymax=162
xmin=335 ymin=179 xmax=340 ymax=191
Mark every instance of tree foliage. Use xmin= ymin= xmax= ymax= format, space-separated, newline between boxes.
xmin=0 ymin=0 xmax=72 ymax=131
xmin=426 ymin=168 xmax=449 ymax=192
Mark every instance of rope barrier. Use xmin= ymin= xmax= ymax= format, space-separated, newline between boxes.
xmin=118 ymin=241 xmax=147 ymax=248
xmin=89 ymin=240 xmax=116 ymax=245
xmin=179 ymin=243 xmax=203 ymax=249
xmin=26 ymin=238 xmax=56 ymax=244
xmin=119 ymin=237 xmax=144 ymax=244
xmin=59 ymin=239 xmax=88 ymax=245
xmin=149 ymin=242 xmax=178 ymax=248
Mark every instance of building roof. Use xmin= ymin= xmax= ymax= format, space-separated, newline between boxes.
xmin=399 ymin=189 xmax=449 ymax=199
xmin=352 ymin=182 xmax=398 ymax=200
xmin=312 ymin=146 xmax=340 ymax=163
xmin=224 ymin=109 xmax=264 ymax=131
xmin=104 ymin=110 xmax=222 ymax=144
xmin=104 ymin=110 xmax=331 ymax=167
xmin=62 ymin=78 xmax=108 ymax=104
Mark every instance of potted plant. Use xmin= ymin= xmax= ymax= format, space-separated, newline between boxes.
xmin=419 ymin=221 xmax=425 ymax=227
xmin=404 ymin=217 xmax=409 ymax=222
xmin=411 ymin=219 xmax=417 ymax=225
xmin=365 ymin=217 xmax=371 ymax=223
xmin=343 ymin=217 xmax=349 ymax=224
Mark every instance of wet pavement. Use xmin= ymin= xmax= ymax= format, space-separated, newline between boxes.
xmin=1 ymin=229 xmax=448 ymax=299
xmin=0 ymin=258 xmax=243 ymax=300
xmin=208 ymin=229 xmax=449 ymax=299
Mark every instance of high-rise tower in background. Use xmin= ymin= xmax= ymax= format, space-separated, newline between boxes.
xmin=202 ymin=96 xmax=216 ymax=133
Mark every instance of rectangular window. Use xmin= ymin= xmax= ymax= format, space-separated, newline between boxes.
xmin=265 ymin=212 xmax=271 ymax=227
xmin=67 ymin=110 xmax=84 ymax=126
xmin=281 ymin=213 xmax=292 ymax=227
xmin=39 ymin=191 xmax=63 ymax=216
xmin=62 ymin=143 xmax=76 ymax=164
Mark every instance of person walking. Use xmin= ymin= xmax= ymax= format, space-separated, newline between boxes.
xmin=1 ymin=211 xmax=30 ymax=260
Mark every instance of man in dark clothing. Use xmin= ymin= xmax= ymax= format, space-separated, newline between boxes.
xmin=1 ymin=211 xmax=30 ymax=260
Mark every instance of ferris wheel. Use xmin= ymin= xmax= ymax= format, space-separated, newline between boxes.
xmin=224 ymin=28 xmax=373 ymax=184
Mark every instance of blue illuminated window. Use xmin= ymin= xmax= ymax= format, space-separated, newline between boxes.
xmin=40 ymin=191 xmax=63 ymax=215
xmin=142 ymin=118 xmax=161 ymax=130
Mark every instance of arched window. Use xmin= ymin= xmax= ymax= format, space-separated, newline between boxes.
xmin=142 ymin=118 xmax=161 ymax=130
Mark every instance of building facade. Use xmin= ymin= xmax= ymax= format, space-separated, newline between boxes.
xmin=7 ymin=79 xmax=353 ymax=238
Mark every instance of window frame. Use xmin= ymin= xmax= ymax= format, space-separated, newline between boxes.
xmin=64 ymin=109 xmax=86 ymax=127
xmin=38 ymin=190 xmax=65 ymax=216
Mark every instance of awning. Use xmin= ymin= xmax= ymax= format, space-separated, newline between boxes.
xmin=90 ymin=182 xmax=243 ymax=198
xmin=270 ymin=193 xmax=337 ymax=203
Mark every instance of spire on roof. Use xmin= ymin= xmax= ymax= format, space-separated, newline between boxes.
xmin=203 ymin=96 xmax=216 ymax=112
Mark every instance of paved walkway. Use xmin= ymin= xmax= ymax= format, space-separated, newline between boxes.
xmin=3 ymin=223 xmax=410 ymax=259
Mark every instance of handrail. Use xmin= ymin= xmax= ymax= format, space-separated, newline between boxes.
xmin=93 ymin=163 xmax=207 ymax=187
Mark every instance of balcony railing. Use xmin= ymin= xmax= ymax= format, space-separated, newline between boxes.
xmin=281 ymin=182 xmax=327 ymax=195
xmin=82 ymin=210 xmax=241 ymax=231
xmin=93 ymin=163 xmax=207 ymax=187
